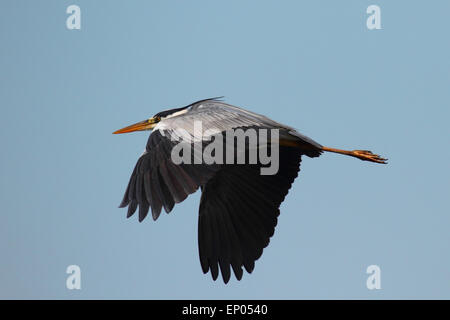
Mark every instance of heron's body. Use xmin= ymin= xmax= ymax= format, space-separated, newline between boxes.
xmin=114 ymin=98 xmax=386 ymax=283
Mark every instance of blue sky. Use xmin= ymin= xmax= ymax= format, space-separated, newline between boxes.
xmin=0 ymin=0 xmax=449 ymax=299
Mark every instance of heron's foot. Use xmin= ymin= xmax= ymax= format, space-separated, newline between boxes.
xmin=352 ymin=150 xmax=387 ymax=164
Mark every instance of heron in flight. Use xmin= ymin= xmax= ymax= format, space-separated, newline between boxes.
xmin=113 ymin=98 xmax=386 ymax=283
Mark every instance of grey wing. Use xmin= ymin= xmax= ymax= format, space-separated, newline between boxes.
xmin=155 ymin=100 xmax=322 ymax=152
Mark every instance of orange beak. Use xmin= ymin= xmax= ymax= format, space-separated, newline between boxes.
xmin=113 ymin=118 xmax=159 ymax=134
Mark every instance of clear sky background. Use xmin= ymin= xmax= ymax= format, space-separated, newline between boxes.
xmin=1 ymin=0 xmax=449 ymax=299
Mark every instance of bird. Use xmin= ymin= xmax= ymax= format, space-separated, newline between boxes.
xmin=113 ymin=97 xmax=387 ymax=283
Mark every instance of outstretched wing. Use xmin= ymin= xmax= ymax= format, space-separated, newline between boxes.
xmin=155 ymin=100 xmax=322 ymax=158
xmin=119 ymin=130 xmax=219 ymax=221
xmin=198 ymin=145 xmax=305 ymax=283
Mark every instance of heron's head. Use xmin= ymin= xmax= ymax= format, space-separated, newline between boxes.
xmin=113 ymin=106 xmax=189 ymax=134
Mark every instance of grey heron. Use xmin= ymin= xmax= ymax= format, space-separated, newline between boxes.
xmin=113 ymin=98 xmax=386 ymax=283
